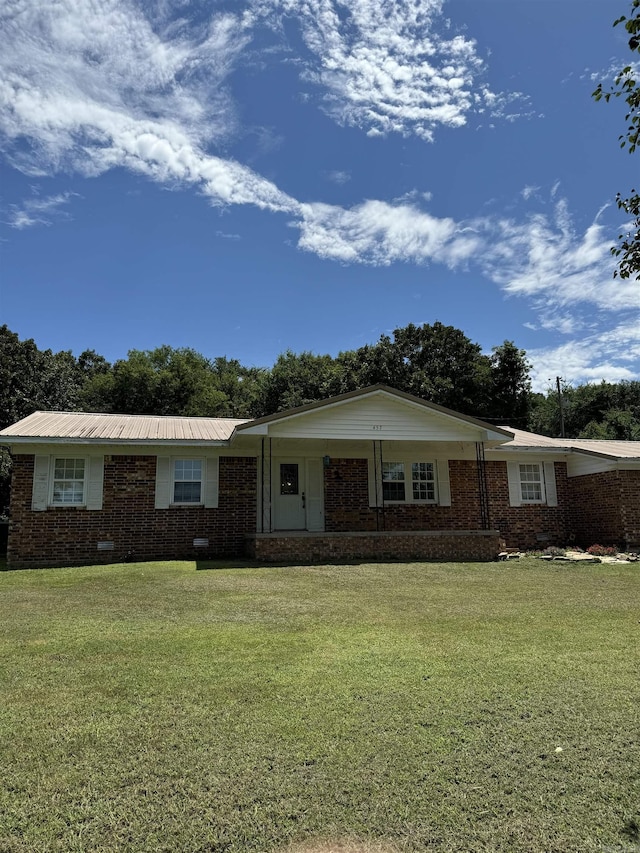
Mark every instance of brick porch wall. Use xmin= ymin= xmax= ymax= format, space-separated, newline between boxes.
xmin=248 ymin=530 xmax=501 ymax=563
xmin=7 ymin=454 xmax=256 ymax=569
xmin=324 ymin=457 xmax=570 ymax=550
xmin=567 ymin=469 xmax=640 ymax=549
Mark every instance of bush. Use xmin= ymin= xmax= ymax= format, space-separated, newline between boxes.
xmin=586 ymin=544 xmax=619 ymax=557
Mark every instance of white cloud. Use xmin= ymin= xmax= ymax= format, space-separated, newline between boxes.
xmin=521 ymin=185 xmax=540 ymax=201
xmin=326 ymin=169 xmax=351 ymax=185
xmin=477 ymin=198 xmax=640 ymax=314
xmin=0 ymin=0 xmax=298 ymax=213
xmin=5 ymin=192 xmax=78 ymax=229
xmin=528 ymin=319 xmax=640 ymax=391
xmin=295 ymin=198 xmax=479 ymax=266
xmin=254 ymin=0 xmax=528 ymax=141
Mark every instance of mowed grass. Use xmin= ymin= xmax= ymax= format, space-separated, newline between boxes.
xmin=0 ymin=560 xmax=638 ymax=852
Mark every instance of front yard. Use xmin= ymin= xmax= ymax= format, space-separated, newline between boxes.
xmin=0 ymin=559 xmax=638 ymax=852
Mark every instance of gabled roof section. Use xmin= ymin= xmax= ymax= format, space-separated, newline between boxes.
xmin=0 ymin=411 xmax=249 ymax=445
xmin=495 ymin=426 xmax=640 ymax=460
xmin=235 ymin=385 xmax=513 ymax=443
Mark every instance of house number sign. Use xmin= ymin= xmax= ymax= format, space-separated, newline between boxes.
xmin=372 ymin=425 xmax=383 ymax=430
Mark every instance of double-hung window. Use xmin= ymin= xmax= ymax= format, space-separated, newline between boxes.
xmin=51 ymin=458 xmax=87 ymax=505
xmin=507 ymin=460 xmax=557 ymax=507
xmin=172 ymin=459 xmax=203 ymax=504
xmin=518 ymin=463 xmax=543 ymax=503
xmin=382 ymin=461 xmax=437 ymax=504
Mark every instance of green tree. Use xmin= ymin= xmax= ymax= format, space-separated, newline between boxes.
xmin=486 ymin=341 xmax=532 ymax=425
xmin=593 ymin=0 xmax=640 ymax=279
xmin=80 ymin=346 xmax=231 ymax=416
xmin=579 ymin=409 xmax=640 ymax=439
xmin=0 ymin=326 xmax=97 ymax=517
xmin=254 ymin=350 xmax=339 ymax=416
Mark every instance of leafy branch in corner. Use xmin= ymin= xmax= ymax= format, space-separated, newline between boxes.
xmin=593 ymin=0 xmax=640 ymax=279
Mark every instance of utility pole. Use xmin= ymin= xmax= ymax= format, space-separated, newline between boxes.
xmin=556 ymin=376 xmax=565 ymax=438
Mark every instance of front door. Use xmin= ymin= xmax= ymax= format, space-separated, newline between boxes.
xmin=274 ymin=460 xmax=306 ymax=530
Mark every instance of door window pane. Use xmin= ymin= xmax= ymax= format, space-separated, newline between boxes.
xmin=280 ymin=464 xmax=299 ymax=495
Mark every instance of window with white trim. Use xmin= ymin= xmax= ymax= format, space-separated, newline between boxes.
xmin=172 ymin=459 xmax=203 ymax=504
xmin=518 ymin=463 xmax=544 ymax=503
xmin=51 ymin=458 xmax=87 ymax=505
xmin=382 ymin=461 xmax=437 ymax=503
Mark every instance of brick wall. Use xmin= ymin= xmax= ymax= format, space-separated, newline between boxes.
xmin=324 ymin=457 xmax=570 ymax=550
xmin=486 ymin=460 xmax=569 ymax=550
xmin=7 ymin=454 xmax=256 ymax=569
xmin=324 ymin=459 xmax=487 ymax=532
xmin=248 ymin=531 xmax=501 ymax=563
xmin=567 ymin=469 xmax=640 ymax=549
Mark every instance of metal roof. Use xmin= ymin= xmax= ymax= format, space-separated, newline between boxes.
xmin=496 ymin=426 xmax=640 ymax=460
xmin=0 ymin=411 xmax=249 ymax=444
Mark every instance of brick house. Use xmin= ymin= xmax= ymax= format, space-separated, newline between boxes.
xmin=1 ymin=385 xmax=639 ymax=569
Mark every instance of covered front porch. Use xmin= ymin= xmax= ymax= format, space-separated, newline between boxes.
xmin=246 ymin=529 xmax=502 ymax=562
xmin=230 ymin=386 xmax=514 ymax=561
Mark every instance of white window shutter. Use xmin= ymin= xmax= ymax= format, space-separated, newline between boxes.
xmin=436 ymin=460 xmax=451 ymax=506
xmin=203 ymin=456 xmax=219 ymax=508
xmin=86 ymin=456 xmax=104 ymax=510
xmin=155 ymin=457 xmax=171 ymax=509
xmin=368 ymin=457 xmax=382 ymax=507
xmin=543 ymin=462 xmax=558 ymax=506
xmin=507 ymin=462 xmax=522 ymax=507
xmin=32 ymin=455 xmax=50 ymax=511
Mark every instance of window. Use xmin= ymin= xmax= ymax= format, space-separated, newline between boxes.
xmin=412 ymin=462 xmax=436 ymax=501
xmin=382 ymin=461 xmax=437 ymax=503
xmin=51 ymin=458 xmax=86 ymax=505
xmin=382 ymin=462 xmax=406 ymax=501
xmin=172 ymin=459 xmax=203 ymax=504
xmin=519 ymin=463 xmax=543 ymax=502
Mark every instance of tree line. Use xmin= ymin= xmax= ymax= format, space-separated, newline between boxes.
xmin=1 ymin=322 xmax=639 ymax=515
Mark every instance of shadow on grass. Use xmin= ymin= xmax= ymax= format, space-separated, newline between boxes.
xmin=195 ymin=558 xmax=265 ymax=571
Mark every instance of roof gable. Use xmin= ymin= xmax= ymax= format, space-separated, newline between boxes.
xmin=237 ymin=386 xmax=512 ymax=443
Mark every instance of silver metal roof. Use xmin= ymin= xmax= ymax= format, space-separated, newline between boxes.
xmin=497 ymin=426 xmax=640 ymax=459
xmin=0 ymin=411 xmax=249 ymax=443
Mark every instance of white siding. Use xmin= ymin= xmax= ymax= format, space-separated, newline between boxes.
xmin=268 ymin=395 xmax=491 ymax=442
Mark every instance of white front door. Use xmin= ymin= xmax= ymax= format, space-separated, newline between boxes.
xmin=274 ymin=459 xmax=306 ymax=530
xmin=272 ymin=458 xmax=325 ymax=531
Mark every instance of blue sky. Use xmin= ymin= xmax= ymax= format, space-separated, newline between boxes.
xmin=1 ymin=0 xmax=639 ymax=393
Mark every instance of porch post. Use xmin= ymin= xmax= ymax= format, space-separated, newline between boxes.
xmin=476 ymin=441 xmax=491 ymax=530
xmin=261 ymin=437 xmax=272 ymax=533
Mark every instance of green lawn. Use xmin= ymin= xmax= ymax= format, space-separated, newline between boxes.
xmin=0 ymin=559 xmax=638 ymax=852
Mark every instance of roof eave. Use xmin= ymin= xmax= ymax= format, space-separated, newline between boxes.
xmin=2 ymin=437 xmax=231 ymax=447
